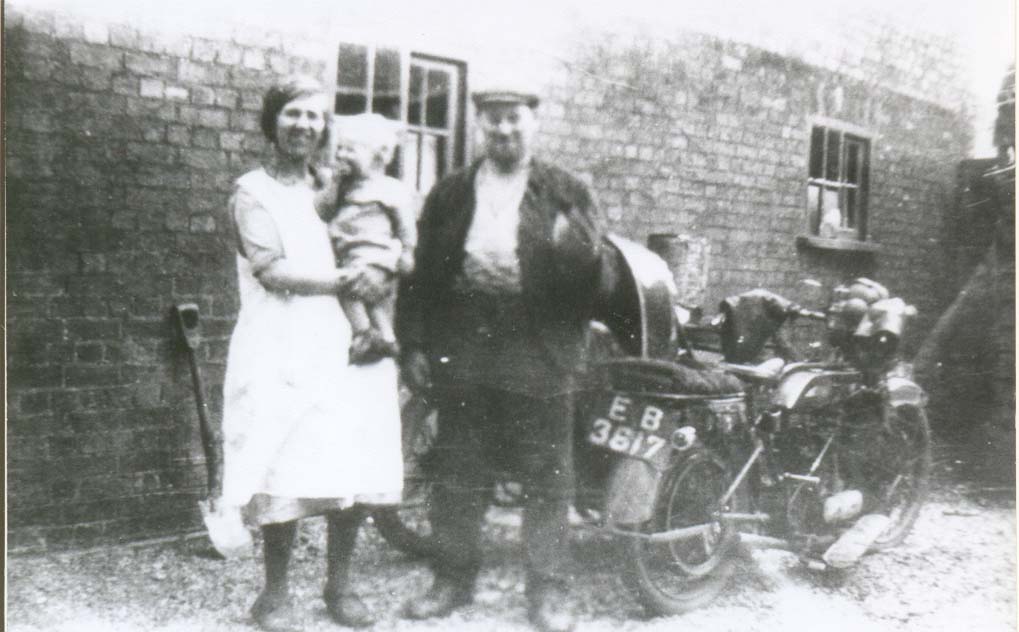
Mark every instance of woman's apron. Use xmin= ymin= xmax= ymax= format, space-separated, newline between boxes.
xmin=220 ymin=169 xmax=403 ymax=523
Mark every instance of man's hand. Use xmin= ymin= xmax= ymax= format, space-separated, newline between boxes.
xmin=552 ymin=209 xmax=600 ymax=273
xmin=401 ymin=350 xmax=431 ymax=392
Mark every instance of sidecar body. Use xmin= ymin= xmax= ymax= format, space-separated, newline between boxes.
xmin=580 ymin=236 xmax=745 ymax=526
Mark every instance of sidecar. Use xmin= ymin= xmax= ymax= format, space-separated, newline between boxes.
xmin=572 ymin=236 xmax=755 ymax=615
xmin=577 ymin=234 xmax=745 ymax=521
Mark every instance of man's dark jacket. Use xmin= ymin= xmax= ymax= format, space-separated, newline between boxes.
xmin=397 ymin=158 xmax=621 ymax=393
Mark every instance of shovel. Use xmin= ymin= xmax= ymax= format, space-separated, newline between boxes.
xmin=174 ymin=303 xmax=252 ymax=558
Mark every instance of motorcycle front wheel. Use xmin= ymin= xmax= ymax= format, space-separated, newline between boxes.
xmin=869 ymin=404 xmax=932 ymax=549
xmin=841 ymin=402 xmax=932 ymax=550
xmin=624 ymin=449 xmax=740 ymax=616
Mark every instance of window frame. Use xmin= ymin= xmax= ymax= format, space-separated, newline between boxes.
xmin=403 ymin=53 xmax=467 ymax=191
xmin=327 ymin=42 xmax=467 ymax=193
xmin=799 ymin=116 xmax=879 ymax=253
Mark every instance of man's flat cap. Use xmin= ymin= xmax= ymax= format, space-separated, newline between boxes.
xmin=471 ymin=76 xmax=540 ymax=108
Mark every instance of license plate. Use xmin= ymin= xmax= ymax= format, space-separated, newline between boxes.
xmin=585 ymin=393 xmax=679 ymax=460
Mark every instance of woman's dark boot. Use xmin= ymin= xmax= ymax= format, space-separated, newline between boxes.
xmin=324 ymin=507 xmax=375 ymax=628
xmin=251 ymin=521 xmax=298 ymax=632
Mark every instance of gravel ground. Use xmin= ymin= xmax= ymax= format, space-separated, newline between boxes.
xmin=7 ymin=444 xmax=1015 ymax=632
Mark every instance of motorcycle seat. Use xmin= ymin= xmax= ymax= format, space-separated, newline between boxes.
xmin=594 ymin=358 xmax=745 ymax=396
xmin=719 ymin=357 xmax=786 ymax=382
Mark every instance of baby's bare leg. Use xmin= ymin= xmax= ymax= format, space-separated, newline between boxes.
xmin=368 ymin=287 xmax=397 ymax=341
xmin=368 ymin=302 xmax=396 ymax=342
xmin=340 ymin=298 xmax=372 ymax=333
xmin=341 ymin=299 xmax=378 ymax=364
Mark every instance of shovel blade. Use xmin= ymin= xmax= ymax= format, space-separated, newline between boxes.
xmin=199 ymin=499 xmax=254 ymax=559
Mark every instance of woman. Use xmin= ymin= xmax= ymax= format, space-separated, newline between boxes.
xmin=219 ymin=76 xmax=403 ymax=630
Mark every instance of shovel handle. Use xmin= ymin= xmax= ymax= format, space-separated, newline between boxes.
xmin=173 ymin=303 xmax=224 ymax=497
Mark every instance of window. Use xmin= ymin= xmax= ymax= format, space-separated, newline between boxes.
xmin=806 ymin=122 xmax=871 ymax=242
xmin=334 ymin=44 xmax=466 ymax=193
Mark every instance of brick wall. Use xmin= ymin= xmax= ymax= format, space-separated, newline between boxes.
xmin=5 ymin=7 xmax=329 ymax=552
xmin=6 ymin=7 xmax=972 ymax=551
xmin=535 ymin=28 xmax=969 ymax=351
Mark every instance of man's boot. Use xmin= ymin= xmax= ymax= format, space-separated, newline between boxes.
xmin=527 ymin=581 xmax=576 ymax=632
xmin=323 ymin=509 xmax=375 ymax=628
xmin=403 ymin=574 xmax=473 ymax=620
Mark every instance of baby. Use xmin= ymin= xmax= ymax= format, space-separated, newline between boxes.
xmin=317 ymin=113 xmax=417 ymax=365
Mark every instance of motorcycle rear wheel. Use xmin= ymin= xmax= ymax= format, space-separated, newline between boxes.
xmin=625 ymin=449 xmax=739 ymax=616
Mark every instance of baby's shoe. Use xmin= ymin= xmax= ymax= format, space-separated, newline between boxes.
xmin=349 ymin=331 xmax=399 ymax=365
xmin=348 ymin=331 xmax=375 ymax=364
xmin=373 ymin=337 xmax=400 ymax=360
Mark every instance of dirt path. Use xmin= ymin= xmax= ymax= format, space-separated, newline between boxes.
xmin=7 ymin=473 xmax=1015 ymax=632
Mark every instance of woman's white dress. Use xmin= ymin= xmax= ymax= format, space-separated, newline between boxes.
xmin=220 ymin=168 xmax=403 ymax=525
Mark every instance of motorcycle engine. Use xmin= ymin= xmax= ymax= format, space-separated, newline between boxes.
xmin=786 ymin=482 xmax=829 ymax=539
xmin=773 ymin=412 xmax=841 ymax=538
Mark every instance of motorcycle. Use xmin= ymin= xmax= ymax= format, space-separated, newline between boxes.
xmin=373 ymin=250 xmax=931 ymax=618
xmin=622 ymin=279 xmax=932 ymax=614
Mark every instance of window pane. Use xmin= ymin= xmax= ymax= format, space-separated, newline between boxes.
xmin=335 ymin=92 xmax=367 ymax=115
xmin=337 ymin=43 xmax=368 ymax=89
xmin=402 ymin=132 xmax=421 ymax=189
xmin=822 ymin=188 xmax=841 ymax=224
xmin=859 ymin=141 xmax=870 ymax=189
xmin=825 ymin=130 xmax=841 ymax=181
xmin=425 ymin=69 xmax=450 ymax=129
xmin=418 ymin=133 xmax=447 ymax=193
xmin=809 ymin=126 xmax=824 ymax=179
xmin=807 ymin=184 xmax=821 ymax=233
xmin=434 ymin=134 xmax=448 ymax=180
xmin=372 ymin=48 xmax=401 ymax=120
xmin=845 ymin=140 xmax=860 ymax=184
xmin=845 ymin=188 xmax=857 ymax=228
xmin=372 ymin=95 xmax=401 ymax=120
xmin=408 ymin=65 xmax=424 ymax=126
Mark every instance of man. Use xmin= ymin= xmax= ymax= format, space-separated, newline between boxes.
xmin=397 ymin=80 xmax=620 ymax=632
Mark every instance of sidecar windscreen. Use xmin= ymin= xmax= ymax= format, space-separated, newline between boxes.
xmin=593 ymin=235 xmax=677 ymax=360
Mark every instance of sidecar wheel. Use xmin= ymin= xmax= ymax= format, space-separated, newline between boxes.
xmin=867 ymin=404 xmax=932 ymax=549
xmin=373 ymin=498 xmax=435 ymax=560
xmin=625 ymin=449 xmax=739 ymax=616
xmin=374 ymin=388 xmax=438 ymax=560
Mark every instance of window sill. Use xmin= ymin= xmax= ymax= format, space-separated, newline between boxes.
xmin=796 ymin=234 xmax=881 ymax=254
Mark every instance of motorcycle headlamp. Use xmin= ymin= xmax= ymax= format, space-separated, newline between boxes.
xmin=671 ymin=426 xmax=697 ymax=451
